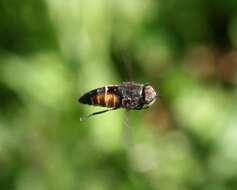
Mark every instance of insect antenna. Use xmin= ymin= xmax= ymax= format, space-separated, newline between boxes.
xmin=80 ymin=108 xmax=117 ymax=121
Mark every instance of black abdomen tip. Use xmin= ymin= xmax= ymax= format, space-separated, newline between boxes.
xmin=78 ymin=93 xmax=92 ymax=105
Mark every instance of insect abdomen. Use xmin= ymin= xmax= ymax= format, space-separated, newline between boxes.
xmin=79 ymin=86 xmax=120 ymax=108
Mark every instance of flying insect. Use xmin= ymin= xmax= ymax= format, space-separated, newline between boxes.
xmin=79 ymin=81 xmax=159 ymax=120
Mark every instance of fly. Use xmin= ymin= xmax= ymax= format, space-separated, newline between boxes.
xmin=79 ymin=81 xmax=159 ymax=121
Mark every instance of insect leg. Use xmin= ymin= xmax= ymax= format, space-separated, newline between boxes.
xmin=80 ymin=108 xmax=117 ymax=121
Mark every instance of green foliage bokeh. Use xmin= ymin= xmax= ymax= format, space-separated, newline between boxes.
xmin=0 ymin=0 xmax=237 ymax=190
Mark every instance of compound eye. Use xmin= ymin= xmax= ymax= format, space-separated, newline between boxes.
xmin=144 ymin=85 xmax=157 ymax=103
xmin=142 ymin=84 xmax=149 ymax=102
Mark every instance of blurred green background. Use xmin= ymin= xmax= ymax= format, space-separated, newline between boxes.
xmin=0 ymin=0 xmax=237 ymax=190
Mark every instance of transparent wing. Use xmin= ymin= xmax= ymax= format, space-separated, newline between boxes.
xmin=122 ymin=109 xmax=134 ymax=150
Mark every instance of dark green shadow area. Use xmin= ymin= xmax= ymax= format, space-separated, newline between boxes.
xmin=0 ymin=0 xmax=58 ymax=54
